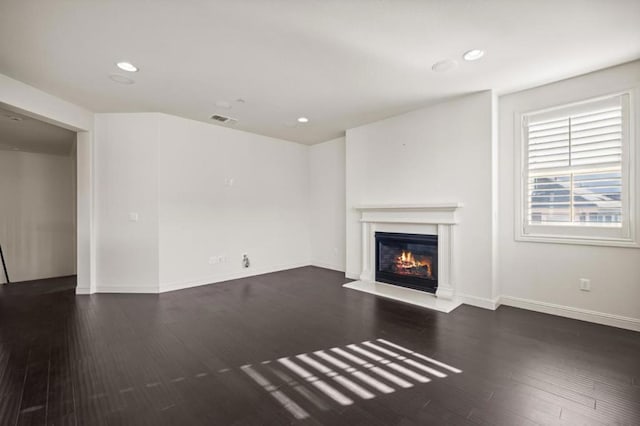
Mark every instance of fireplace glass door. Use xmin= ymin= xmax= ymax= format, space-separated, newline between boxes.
xmin=375 ymin=232 xmax=438 ymax=293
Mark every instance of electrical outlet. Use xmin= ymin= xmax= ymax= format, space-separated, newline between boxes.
xmin=579 ymin=278 xmax=591 ymax=291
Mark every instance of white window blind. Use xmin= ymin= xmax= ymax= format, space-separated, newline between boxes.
xmin=525 ymin=95 xmax=627 ymax=227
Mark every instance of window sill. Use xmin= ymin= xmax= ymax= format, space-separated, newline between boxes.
xmin=515 ymin=233 xmax=639 ymax=248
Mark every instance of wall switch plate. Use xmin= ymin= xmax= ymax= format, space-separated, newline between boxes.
xmin=579 ymin=278 xmax=591 ymax=291
xmin=128 ymin=212 xmax=139 ymax=222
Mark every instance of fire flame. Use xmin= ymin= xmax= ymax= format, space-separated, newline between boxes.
xmin=400 ymin=250 xmax=413 ymax=264
xmin=394 ymin=250 xmax=432 ymax=277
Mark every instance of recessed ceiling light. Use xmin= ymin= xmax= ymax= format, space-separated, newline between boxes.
xmin=431 ymin=59 xmax=458 ymax=73
xmin=109 ymin=74 xmax=135 ymax=85
xmin=463 ymin=49 xmax=485 ymax=61
xmin=297 ymin=117 xmax=309 ymax=123
xmin=116 ymin=61 xmax=139 ymax=72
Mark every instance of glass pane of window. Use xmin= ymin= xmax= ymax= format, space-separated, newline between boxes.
xmin=528 ymin=175 xmax=571 ymax=223
xmin=572 ymin=170 xmax=622 ymax=224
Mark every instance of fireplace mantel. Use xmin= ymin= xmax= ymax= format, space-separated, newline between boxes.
xmin=345 ymin=203 xmax=463 ymax=313
xmin=354 ymin=202 xmax=463 ymax=210
xmin=354 ymin=203 xmax=462 ymax=225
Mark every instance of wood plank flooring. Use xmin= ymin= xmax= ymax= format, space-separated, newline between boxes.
xmin=0 ymin=267 xmax=639 ymax=425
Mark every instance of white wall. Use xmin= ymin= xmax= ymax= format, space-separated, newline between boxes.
xmin=0 ymin=150 xmax=75 ymax=282
xmin=345 ymin=91 xmax=496 ymax=303
xmin=157 ymin=114 xmax=311 ymax=291
xmin=93 ymin=112 xmax=311 ymax=293
xmin=75 ymin=131 xmax=94 ymax=294
xmin=309 ymin=137 xmax=346 ymax=272
xmin=499 ymin=61 xmax=640 ymax=324
xmin=94 ymin=114 xmax=160 ymax=292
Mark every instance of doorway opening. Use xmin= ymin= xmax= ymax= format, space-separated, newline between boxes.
xmin=0 ymin=107 xmax=77 ymax=288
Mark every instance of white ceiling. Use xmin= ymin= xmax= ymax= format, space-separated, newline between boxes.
xmin=0 ymin=0 xmax=638 ymax=145
xmin=0 ymin=108 xmax=75 ymax=156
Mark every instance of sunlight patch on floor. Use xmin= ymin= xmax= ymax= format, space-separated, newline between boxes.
xmin=240 ymin=338 xmax=462 ymax=420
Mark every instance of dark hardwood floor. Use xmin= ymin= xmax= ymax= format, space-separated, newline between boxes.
xmin=0 ymin=267 xmax=639 ymax=425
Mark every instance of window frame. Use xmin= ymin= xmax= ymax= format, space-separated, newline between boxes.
xmin=515 ymin=90 xmax=639 ymax=248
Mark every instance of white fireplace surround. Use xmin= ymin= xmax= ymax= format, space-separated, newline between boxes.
xmin=344 ymin=203 xmax=463 ymax=313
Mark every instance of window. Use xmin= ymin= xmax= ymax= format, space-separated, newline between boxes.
xmin=517 ymin=92 xmax=638 ymax=247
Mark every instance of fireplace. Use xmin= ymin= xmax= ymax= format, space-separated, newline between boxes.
xmin=346 ymin=204 xmax=461 ymax=312
xmin=375 ymin=232 xmax=438 ymax=293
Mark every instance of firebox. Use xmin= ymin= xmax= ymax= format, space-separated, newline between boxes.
xmin=375 ymin=232 xmax=438 ymax=293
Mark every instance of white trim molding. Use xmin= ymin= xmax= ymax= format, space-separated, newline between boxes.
xmin=354 ymin=203 xmax=462 ymax=225
xmin=501 ymin=295 xmax=640 ymax=332
xmin=89 ymin=263 xmax=311 ymax=294
xmin=94 ymin=286 xmax=159 ymax=294
xmin=345 ymin=272 xmax=360 ymax=280
xmin=158 ymin=262 xmax=310 ymax=293
xmin=457 ymin=293 xmax=502 ymax=310
xmin=310 ymin=261 xmax=346 ymax=273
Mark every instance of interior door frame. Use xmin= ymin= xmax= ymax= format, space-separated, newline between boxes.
xmin=1 ymin=75 xmax=95 ymax=293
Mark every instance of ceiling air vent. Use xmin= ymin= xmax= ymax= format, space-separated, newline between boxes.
xmin=210 ymin=114 xmax=238 ymax=125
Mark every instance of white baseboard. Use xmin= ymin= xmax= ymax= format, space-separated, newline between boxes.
xmin=457 ymin=293 xmax=501 ymax=310
xmin=96 ymin=285 xmax=158 ymax=294
xmin=345 ymin=271 xmax=359 ymax=280
xmin=92 ymin=263 xmax=311 ymax=294
xmin=500 ymin=295 xmax=640 ymax=332
xmin=75 ymin=287 xmax=92 ymax=295
xmin=310 ymin=260 xmax=345 ymax=273
xmin=158 ymin=262 xmax=310 ymax=293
